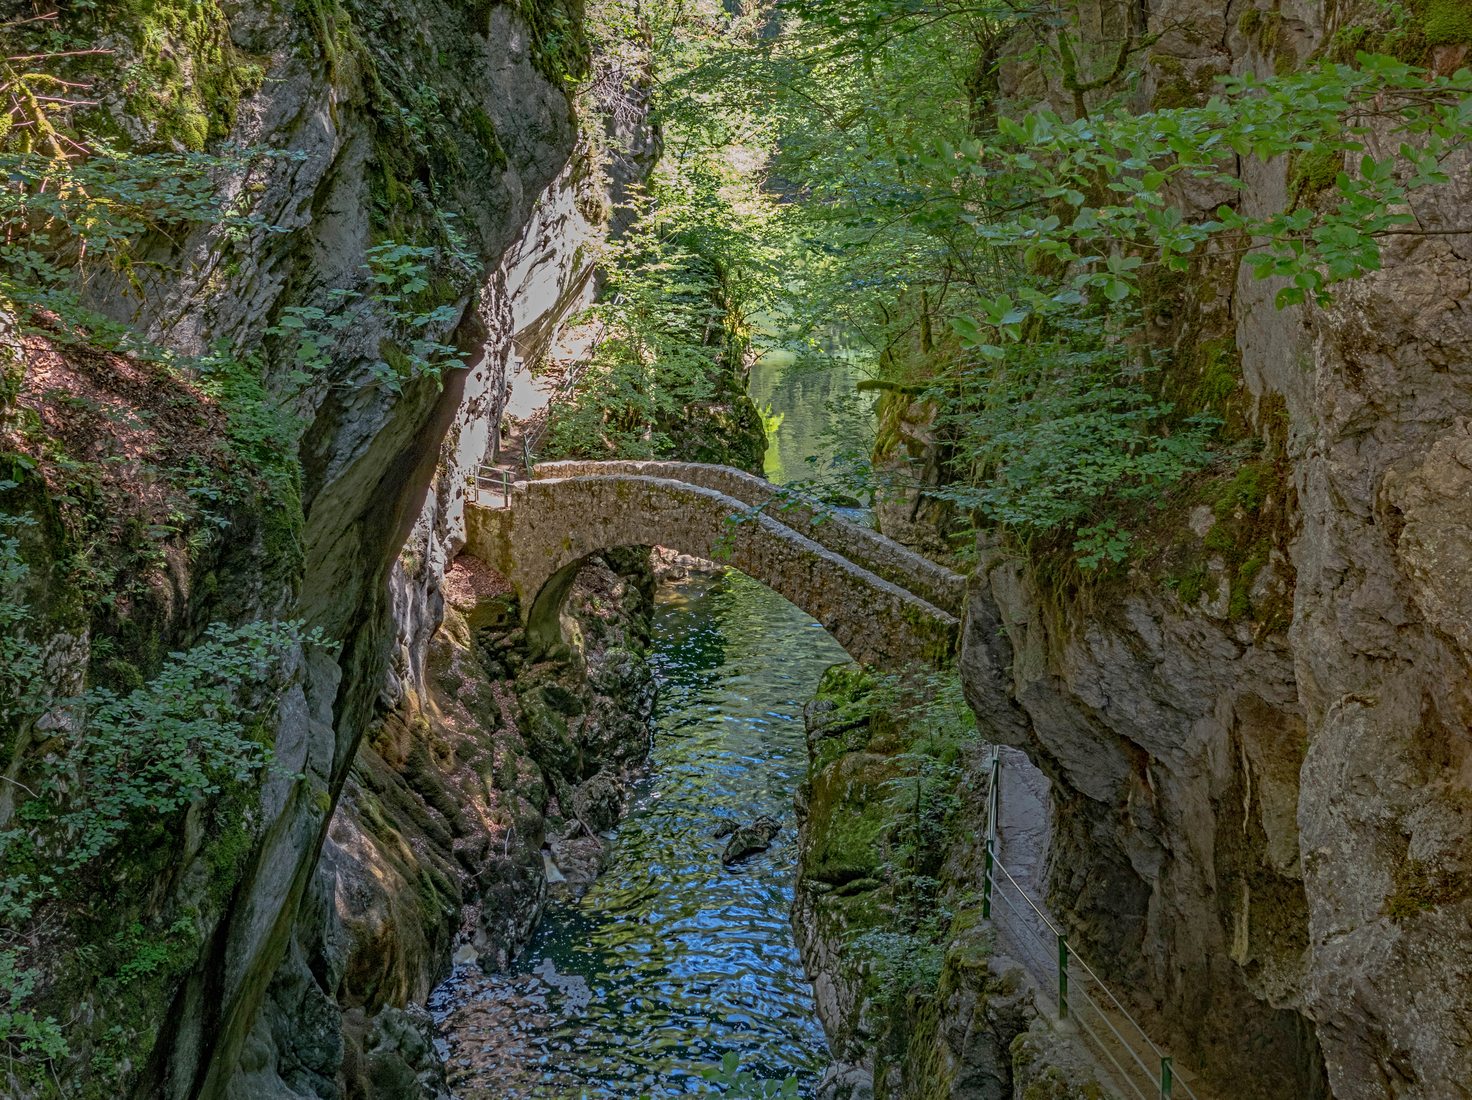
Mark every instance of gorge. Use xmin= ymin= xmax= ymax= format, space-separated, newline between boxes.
xmin=2 ymin=1 xmax=1472 ymax=1099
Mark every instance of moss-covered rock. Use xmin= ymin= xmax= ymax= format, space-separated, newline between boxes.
xmin=793 ymin=661 xmax=1093 ymax=1098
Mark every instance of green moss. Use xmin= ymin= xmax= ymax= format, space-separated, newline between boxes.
xmin=1200 ymin=523 xmax=1232 ymax=559
xmin=259 ymin=476 xmax=306 ymax=593
xmin=1325 ymin=0 xmax=1472 ymax=65
xmin=516 ymin=0 xmax=592 ymax=83
xmin=1147 ymin=51 xmax=1232 ymax=111
xmin=415 ymin=862 xmax=457 ymax=925
xmin=1228 ymin=551 xmax=1266 ymax=618
xmin=107 ymin=0 xmax=265 ymax=151
xmin=1238 ymin=6 xmax=1285 ymax=53
xmin=1196 ymin=458 xmax=1289 ymax=623
xmin=205 ymin=813 xmax=256 ymax=908
xmin=806 ymin=753 xmax=894 ymax=884
xmin=1288 ymin=147 xmax=1342 ymax=208
xmin=1190 ymin=338 xmax=1243 ymax=418
xmin=1423 ymin=0 xmax=1472 ymax=45
xmin=297 ymin=0 xmax=350 ymax=75
xmin=1259 ymin=10 xmax=1284 ymax=52
xmin=517 ymin=691 xmax=578 ymax=774
xmin=465 ymin=107 xmax=509 ymax=170
xmin=77 ymin=915 xmax=203 ymax=1093
xmin=101 ymin=656 xmax=146 ymax=693
xmin=1386 ymin=856 xmax=1470 ymax=920
xmin=1172 ymin=564 xmax=1209 ymax=605
xmin=1148 ymin=429 xmax=1295 ymax=627
xmin=1214 ymin=460 xmax=1269 ymax=520
xmin=1328 ymin=23 xmax=1372 ymax=60
xmin=815 ymin=662 xmax=878 ymax=706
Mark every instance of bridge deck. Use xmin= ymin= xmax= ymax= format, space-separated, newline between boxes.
xmin=528 ymin=460 xmax=968 ymax=617
xmin=463 ymin=465 xmax=963 ymax=670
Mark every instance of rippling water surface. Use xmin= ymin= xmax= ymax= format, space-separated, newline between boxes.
xmin=433 ymin=572 xmax=845 ymax=1097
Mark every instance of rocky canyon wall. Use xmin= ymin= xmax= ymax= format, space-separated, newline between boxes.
xmin=1 ymin=1 xmax=657 ymax=1096
xmin=209 ymin=6 xmax=664 ymax=1095
xmin=942 ymin=2 xmax=1472 ymax=1098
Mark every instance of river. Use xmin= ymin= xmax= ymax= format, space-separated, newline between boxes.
xmin=747 ymin=330 xmax=875 ymax=491
xmin=432 ymin=350 xmax=872 ymax=1096
xmin=432 ymin=575 xmax=844 ymax=1096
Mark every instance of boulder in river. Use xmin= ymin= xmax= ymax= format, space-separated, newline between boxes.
xmin=720 ymin=815 xmax=782 ymax=865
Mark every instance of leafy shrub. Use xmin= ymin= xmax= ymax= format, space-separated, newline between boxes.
xmin=0 ymin=524 xmax=321 ymax=1078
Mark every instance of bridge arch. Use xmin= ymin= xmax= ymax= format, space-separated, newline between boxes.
xmin=463 ymin=469 xmax=960 ymax=670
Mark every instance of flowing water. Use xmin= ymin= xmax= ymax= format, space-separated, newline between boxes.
xmin=432 ymin=341 xmax=874 ymax=1096
xmin=432 ymin=575 xmax=846 ymax=1096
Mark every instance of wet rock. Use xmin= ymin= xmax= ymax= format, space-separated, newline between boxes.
xmin=572 ymin=770 xmax=626 ymax=834
xmin=651 ymin=545 xmax=727 ymax=581
xmin=546 ymin=832 xmax=606 ymax=896
xmin=358 ymin=1004 xmax=451 ymax=1100
xmin=713 ymin=820 xmax=738 ymax=839
xmin=817 ymin=1062 xmax=874 ymax=1100
xmin=720 ymin=815 xmax=782 ymax=865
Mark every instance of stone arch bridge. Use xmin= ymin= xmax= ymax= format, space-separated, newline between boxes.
xmin=463 ymin=460 xmax=965 ymax=669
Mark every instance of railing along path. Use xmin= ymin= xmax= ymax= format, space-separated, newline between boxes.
xmin=473 ymin=464 xmax=514 ymax=508
xmin=982 ymin=748 xmax=1207 ymax=1100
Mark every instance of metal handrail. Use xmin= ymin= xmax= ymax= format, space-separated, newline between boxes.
xmin=1071 ymin=996 xmax=1151 ymax=1100
xmin=1073 ymin=981 xmax=1166 ymax=1091
xmin=473 ymin=464 xmax=512 ymax=508
xmin=984 ymin=747 xmax=1202 ymax=1100
xmin=992 ymin=856 xmax=1063 ymax=939
xmin=986 ymin=859 xmax=1194 ymax=1098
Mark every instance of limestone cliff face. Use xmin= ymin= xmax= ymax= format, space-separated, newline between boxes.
xmin=948 ymin=3 xmax=1472 ymax=1098
xmin=2 ymin=1 xmax=653 ymax=1096
xmin=212 ymin=12 xmax=662 ymax=1099
xmin=223 ymin=15 xmax=661 ymax=1097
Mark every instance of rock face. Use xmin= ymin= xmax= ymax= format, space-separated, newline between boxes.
xmin=215 ymin=10 xmax=665 ymax=1098
xmin=2 ymin=1 xmax=661 ymax=1097
xmin=960 ymin=559 xmax=1320 ymax=1095
xmin=935 ymin=4 xmax=1472 ymax=1099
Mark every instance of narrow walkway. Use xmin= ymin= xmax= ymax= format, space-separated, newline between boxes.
xmin=985 ymin=748 xmax=1215 ymax=1100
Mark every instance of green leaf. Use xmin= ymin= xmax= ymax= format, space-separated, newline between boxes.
xmin=950 ymin=315 xmax=985 ymax=345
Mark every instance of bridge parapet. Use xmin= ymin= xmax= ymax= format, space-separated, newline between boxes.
xmin=465 ymin=473 xmax=958 ymax=670
xmin=530 ymin=460 xmax=967 ymax=617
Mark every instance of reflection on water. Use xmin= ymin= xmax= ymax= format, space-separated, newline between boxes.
xmin=433 ymin=575 xmax=847 ymax=1097
xmin=747 ymin=331 xmax=874 ymax=489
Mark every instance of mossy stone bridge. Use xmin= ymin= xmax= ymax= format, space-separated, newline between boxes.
xmin=463 ymin=460 xmax=965 ymax=669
